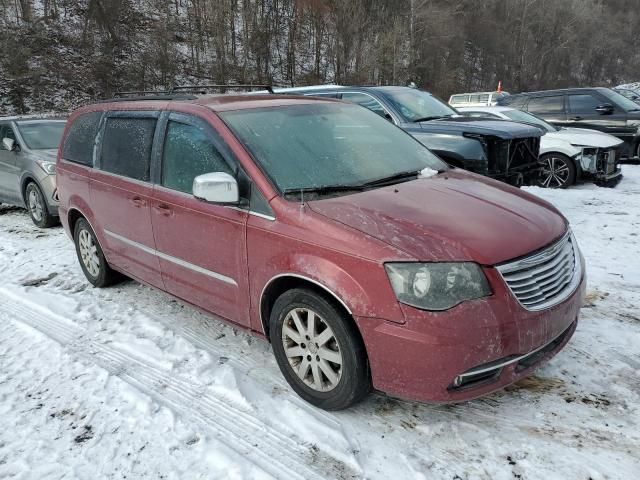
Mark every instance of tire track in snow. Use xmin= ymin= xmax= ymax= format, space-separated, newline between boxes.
xmin=137 ymin=299 xmax=342 ymax=427
xmin=0 ymin=288 xmax=359 ymax=480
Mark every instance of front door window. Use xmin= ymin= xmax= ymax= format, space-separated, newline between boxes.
xmin=161 ymin=121 xmax=233 ymax=194
xmin=568 ymin=94 xmax=601 ymax=114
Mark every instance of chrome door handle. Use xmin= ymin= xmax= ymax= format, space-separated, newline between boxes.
xmin=570 ymin=116 xmax=582 ymax=121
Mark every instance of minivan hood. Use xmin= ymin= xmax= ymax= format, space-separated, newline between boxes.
xmin=412 ymin=117 xmax=543 ymax=140
xmin=308 ymin=170 xmax=567 ymax=265
xmin=553 ymin=128 xmax=624 ymax=148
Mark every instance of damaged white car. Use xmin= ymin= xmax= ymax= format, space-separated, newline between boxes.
xmin=459 ymin=106 xmax=623 ymax=188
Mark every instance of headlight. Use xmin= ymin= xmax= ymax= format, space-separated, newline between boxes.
xmin=385 ymin=262 xmax=491 ymax=311
xmin=36 ymin=160 xmax=56 ymax=175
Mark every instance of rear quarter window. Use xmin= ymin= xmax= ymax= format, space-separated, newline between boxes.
xmin=100 ymin=117 xmax=156 ymax=181
xmin=62 ymin=112 xmax=102 ymax=166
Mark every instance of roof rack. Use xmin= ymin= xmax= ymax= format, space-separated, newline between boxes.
xmin=106 ymin=84 xmax=277 ymax=102
xmin=115 ymin=90 xmax=170 ymax=96
xmin=102 ymin=93 xmax=198 ymax=103
xmin=170 ymin=84 xmax=275 ymax=94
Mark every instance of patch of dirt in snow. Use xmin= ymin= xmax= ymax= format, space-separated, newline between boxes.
xmin=1 ymin=167 xmax=640 ymax=479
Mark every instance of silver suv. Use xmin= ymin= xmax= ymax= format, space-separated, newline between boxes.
xmin=0 ymin=117 xmax=66 ymax=227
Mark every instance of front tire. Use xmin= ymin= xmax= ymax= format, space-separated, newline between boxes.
xmin=25 ymin=182 xmax=57 ymax=228
xmin=537 ymin=153 xmax=576 ymax=188
xmin=73 ymin=218 xmax=119 ymax=287
xmin=269 ymin=288 xmax=371 ymax=410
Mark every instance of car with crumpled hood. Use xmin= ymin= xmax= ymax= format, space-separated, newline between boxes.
xmin=458 ymin=106 xmax=623 ymax=188
xmin=274 ymin=85 xmax=544 ymax=187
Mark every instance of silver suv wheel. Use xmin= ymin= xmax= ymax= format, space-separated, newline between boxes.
xmin=25 ymin=182 xmax=57 ymax=228
xmin=28 ymin=188 xmax=43 ymax=222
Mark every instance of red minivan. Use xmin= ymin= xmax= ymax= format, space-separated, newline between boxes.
xmin=56 ymin=94 xmax=586 ymax=410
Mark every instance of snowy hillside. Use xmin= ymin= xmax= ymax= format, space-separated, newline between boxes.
xmin=1 ymin=167 xmax=639 ymax=479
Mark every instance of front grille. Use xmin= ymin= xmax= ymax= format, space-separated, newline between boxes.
xmin=497 ymin=231 xmax=581 ymax=311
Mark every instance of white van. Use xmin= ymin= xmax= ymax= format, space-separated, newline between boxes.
xmin=448 ymin=91 xmax=509 ymax=107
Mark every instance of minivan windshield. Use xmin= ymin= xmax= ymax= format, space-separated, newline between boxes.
xmin=221 ymin=103 xmax=447 ymax=195
xmin=16 ymin=121 xmax=66 ymax=150
xmin=381 ymin=89 xmax=458 ymax=122
xmin=502 ymin=110 xmax=557 ymax=132
xmin=599 ymin=89 xmax=640 ymax=112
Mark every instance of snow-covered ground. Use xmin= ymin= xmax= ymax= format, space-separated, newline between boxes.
xmin=1 ymin=168 xmax=639 ymax=480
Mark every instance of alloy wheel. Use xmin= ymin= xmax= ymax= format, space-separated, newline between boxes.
xmin=28 ymin=188 xmax=43 ymax=222
xmin=540 ymin=156 xmax=571 ymax=188
xmin=78 ymin=229 xmax=100 ymax=277
xmin=281 ymin=307 xmax=343 ymax=392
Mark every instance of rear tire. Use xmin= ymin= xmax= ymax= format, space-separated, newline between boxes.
xmin=537 ymin=153 xmax=576 ymax=189
xmin=25 ymin=182 xmax=57 ymax=228
xmin=73 ymin=218 xmax=119 ymax=287
xmin=269 ymin=288 xmax=371 ymax=410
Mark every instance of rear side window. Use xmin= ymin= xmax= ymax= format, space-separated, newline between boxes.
xmin=568 ymin=94 xmax=601 ymax=113
xmin=498 ymin=95 xmax=525 ymax=108
xmin=100 ymin=117 xmax=156 ymax=181
xmin=341 ymin=92 xmax=388 ymax=118
xmin=303 ymin=92 xmax=339 ymax=99
xmin=62 ymin=112 xmax=102 ymax=166
xmin=161 ymin=121 xmax=233 ymax=194
xmin=527 ymin=96 xmax=564 ymax=114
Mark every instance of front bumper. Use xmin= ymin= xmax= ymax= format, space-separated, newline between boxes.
xmin=41 ymin=174 xmax=60 ymax=215
xmin=594 ymin=167 xmax=623 ymax=187
xmin=354 ymin=263 xmax=586 ymax=403
xmin=577 ymin=147 xmax=624 ymax=186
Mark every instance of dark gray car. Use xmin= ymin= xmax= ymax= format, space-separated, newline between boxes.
xmin=0 ymin=117 xmax=66 ymax=227
xmin=276 ymin=85 xmax=543 ymax=186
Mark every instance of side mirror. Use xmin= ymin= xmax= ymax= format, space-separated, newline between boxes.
xmin=595 ymin=103 xmax=614 ymax=115
xmin=193 ymin=172 xmax=239 ymax=204
xmin=2 ymin=138 xmax=16 ymax=151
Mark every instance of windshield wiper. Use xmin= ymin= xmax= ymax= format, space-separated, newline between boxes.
xmin=361 ymin=169 xmax=426 ymax=187
xmin=282 ymin=184 xmax=366 ymax=197
xmin=413 ymin=114 xmax=453 ymax=123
